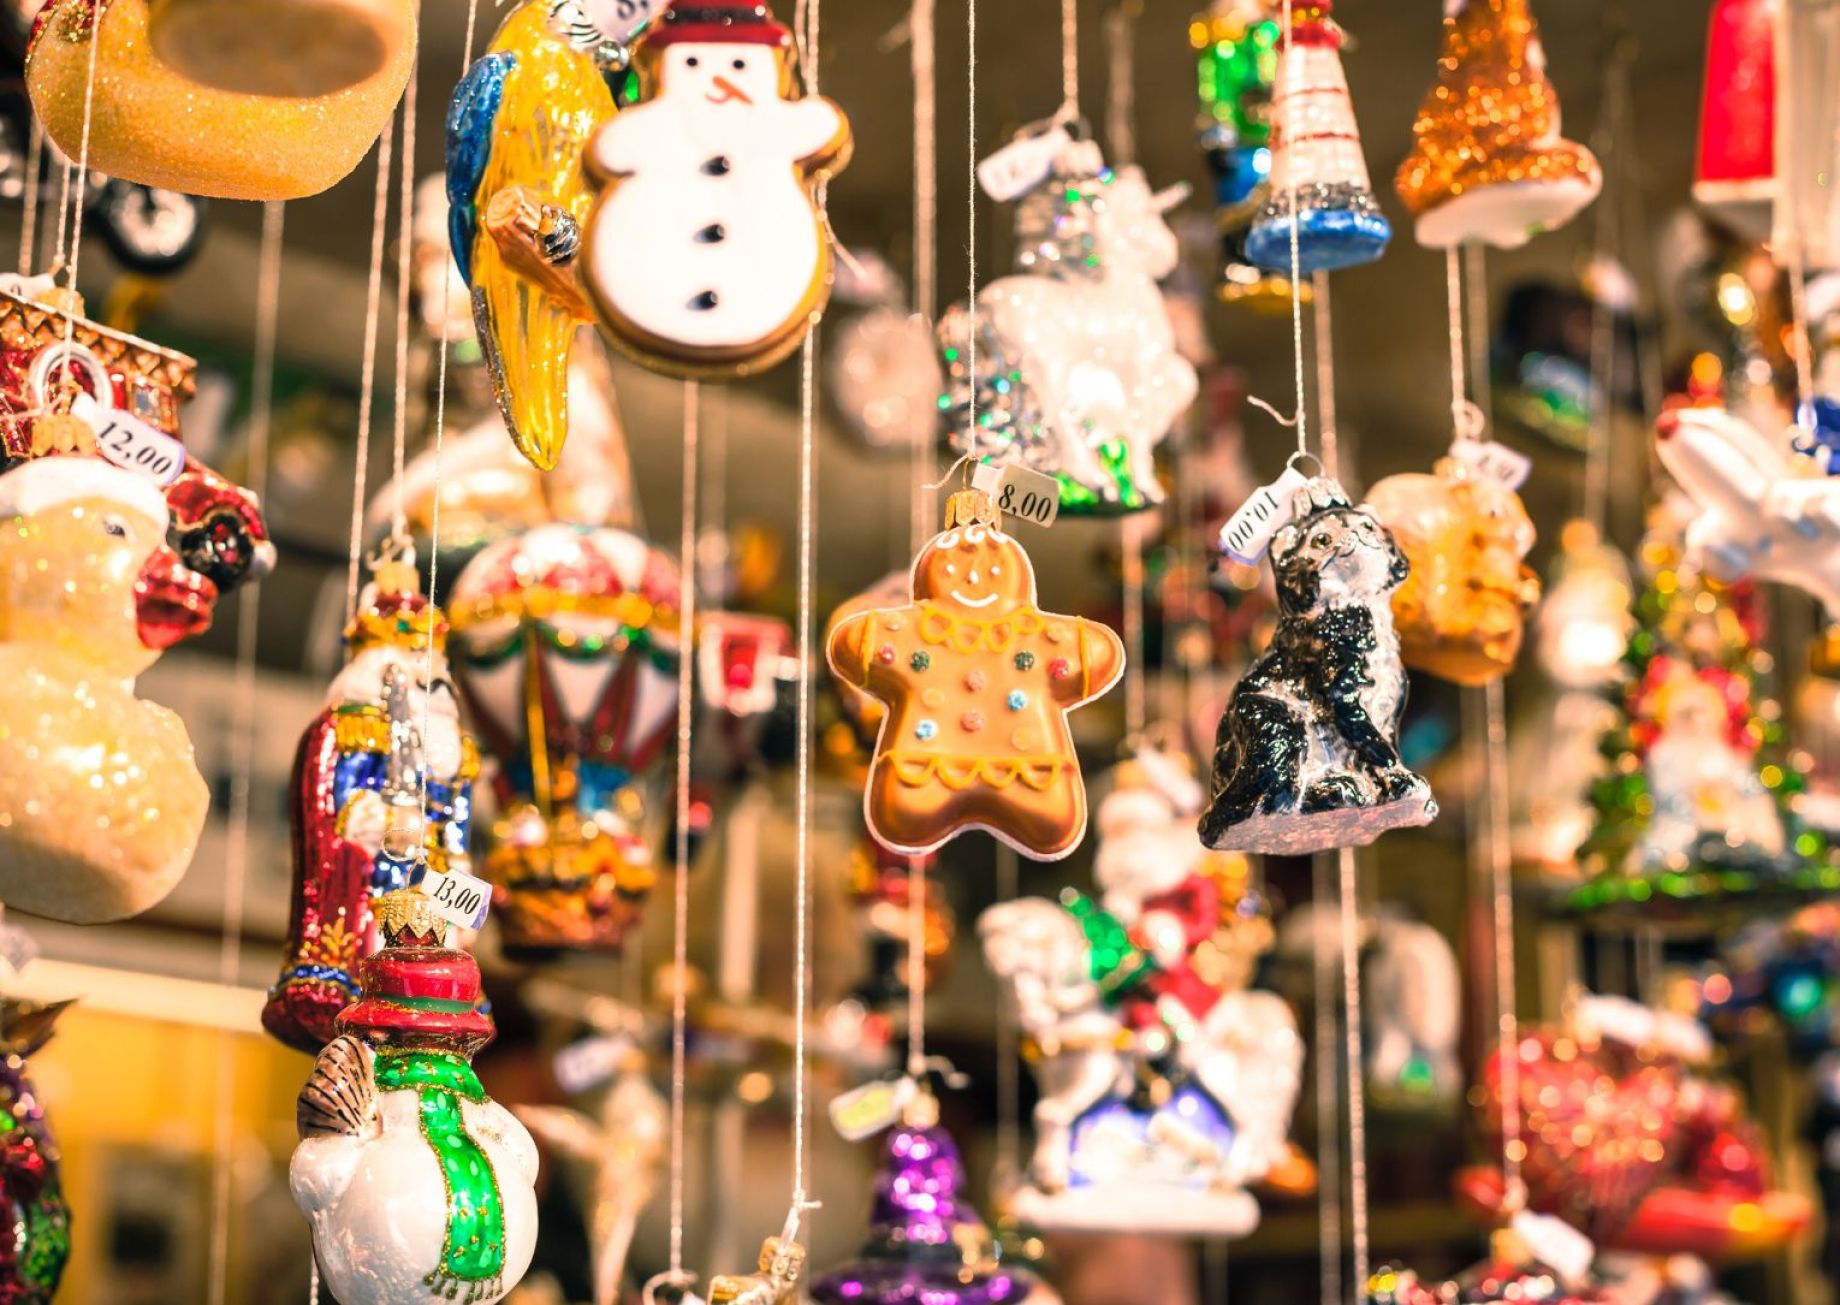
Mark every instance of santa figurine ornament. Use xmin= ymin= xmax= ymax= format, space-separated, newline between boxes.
xmin=263 ymin=554 xmax=480 ymax=1053
xmin=580 ymin=0 xmax=852 ymax=379
xmin=1202 ymin=478 xmax=1435 ymax=855
xmin=1695 ymin=0 xmax=1778 ymax=240
xmin=1243 ymin=0 xmax=1390 ymax=274
xmin=1395 ymin=0 xmax=1602 ymax=250
xmin=826 ymin=489 xmax=1126 ymax=861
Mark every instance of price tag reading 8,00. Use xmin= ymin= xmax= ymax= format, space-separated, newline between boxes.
xmin=973 ymin=460 xmax=1061 ymax=528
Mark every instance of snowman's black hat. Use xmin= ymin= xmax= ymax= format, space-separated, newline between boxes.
xmin=650 ymin=1 xmax=791 ymax=49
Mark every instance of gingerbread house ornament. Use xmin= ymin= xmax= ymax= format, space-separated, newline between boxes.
xmin=826 ymin=491 xmax=1126 ymax=861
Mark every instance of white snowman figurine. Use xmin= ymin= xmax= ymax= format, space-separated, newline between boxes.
xmin=291 ymin=890 xmax=539 ymax=1305
xmin=581 ymin=0 xmax=852 ymax=378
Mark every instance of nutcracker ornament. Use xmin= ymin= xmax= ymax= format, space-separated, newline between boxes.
xmin=1456 ymin=994 xmax=1811 ymax=1261
xmin=448 ymin=522 xmax=683 ymax=952
xmin=809 ymin=1094 xmax=1034 ymax=1305
xmin=1243 ymin=0 xmax=1390 ymax=274
xmin=446 ymin=0 xmax=624 ymax=471
xmin=937 ymin=136 xmax=1195 ymax=514
xmin=826 ymin=489 xmax=1126 ymax=860
xmin=263 ymin=556 xmax=480 ymax=1054
xmin=1695 ymin=0 xmax=1777 ymax=239
xmin=1201 ymin=478 xmax=1436 ymax=855
xmin=1394 ymin=0 xmax=1601 ymax=250
xmin=1363 ymin=457 xmax=1541 ymax=686
xmin=291 ymin=890 xmax=541 ymax=1305
xmin=580 ymin=0 xmax=852 ymax=379
xmin=0 ymin=455 xmax=208 ymax=923
xmin=26 ymin=0 xmax=415 ymax=199
xmin=0 ymin=927 xmax=72 ymax=1305
xmin=978 ymin=832 xmax=1303 ymax=1234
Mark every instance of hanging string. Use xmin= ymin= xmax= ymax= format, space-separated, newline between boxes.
xmin=1337 ymin=846 xmax=1369 ymax=1297
xmin=207 ymin=198 xmax=286 ymax=1305
xmin=965 ymin=0 xmax=978 ymax=462
xmin=54 ymin=0 xmax=101 ymax=356
xmin=904 ymin=852 xmax=929 ymax=1078
xmin=344 ymin=116 xmax=399 ymax=620
xmin=1787 ymin=248 xmax=1818 ymax=438
xmin=1464 ymin=242 xmax=1492 ymax=431
xmin=1277 ymin=0 xmax=1308 ymax=454
xmin=910 ymin=0 xmax=938 ymax=553
xmin=1120 ymin=521 xmax=1146 ymax=738
xmin=1583 ymin=72 xmax=1619 ymax=533
xmin=1313 ymin=272 xmax=1338 ymax=473
xmin=17 ymin=120 xmax=42 ymax=277
xmin=1104 ymin=2 xmax=1138 ymax=165
xmin=1058 ymin=0 xmax=1078 ymax=118
xmin=1444 ymin=247 xmax=1477 ymax=443
xmin=49 ymin=157 xmax=73 ymax=279
xmin=1311 ymin=855 xmax=1343 ymax=1305
xmin=668 ymin=384 xmax=700 ymax=1279
xmin=1486 ymin=676 xmax=1525 ymax=1211
xmin=993 ymin=845 xmax=1020 ymax=1180
xmin=307 ymin=1258 xmax=319 ymax=1305
xmin=389 ymin=64 xmax=420 ymax=544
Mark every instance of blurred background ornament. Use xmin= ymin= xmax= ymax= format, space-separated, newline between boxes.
xmin=828 ymin=306 xmax=942 ymax=454
xmin=1369 ymin=1213 xmax=1608 ymax=1303
xmin=0 ymin=924 xmax=70 ymax=1305
xmin=1243 ymin=0 xmax=1390 ymax=274
xmin=263 ymin=556 xmax=479 ymax=1052
xmin=447 ymin=0 xmax=621 ymax=471
xmin=1395 ymin=0 xmax=1601 ymax=250
xmin=291 ymin=890 xmax=540 ymax=1305
xmin=1365 ymin=457 xmax=1540 ymax=686
xmin=448 ymin=521 xmax=683 ymax=954
xmin=809 ymin=1095 xmax=1034 ymax=1305
xmin=1772 ymin=0 xmax=1840 ymax=268
xmin=26 ymin=0 xmax=416 ymax=199
xmin=938 ymin=136 xmax=1194 ymax=514
xmin=1694 ymin=0 xmax=1778 ymax=240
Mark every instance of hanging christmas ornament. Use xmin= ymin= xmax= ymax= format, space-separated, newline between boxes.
xmin=1655 ymin=405 xmax=1840 ymax=617
xmin=1695 ymin=0 xmax=1778 ymax=240
xmin=447 ymin=0 xmax=625 ymax=472
xmin=938 ymin=136 xmax=1194 ymax=514
xmin=1243 ymin=0 xmax=1390 ymax=274
xmin=1456 ymin=993 xmax=1811 ymax=1261
xmin=292 ymin=890 xmax=540 ymax=1305
xmin=978 ymin=820 xmax=1303 ymax=1234
xmin=448 ymin=522 xmax=683 ymax=952
xmin=1394 ymin=0 xmax=1601 ymax=250
xmin=263 ymin=556 xmax=480 ymax=1053
xmin=0 ymin=926 xmax=72 ymax=1305
xmin=1363 ymin=457 xmax=1540 ymax=686
xmin=829 ymin=306 xmax=943 ymax=453
xmin=1370 ymin=1214 xmax=1607 ymax=1303
xmin=810 ymin=1096 xmax=1034 ymax=1305
xmin=691 ymin=1214 xmax=809 ymax=1304
xmin=825 ymin=490 xmax=1126 ymax=860
xmin=0 ymin=277 xmax=275 ymax=650
xmin=26 ymin=0 xmax=415 ymax=200
xmin=516 ymin=1045 xmax=668 ymax=1305
xmin=580 ymin=0 xmax=852 ymax=379
xmin=1201 ymin=477 xmax=1435 ymax=855
xmin=0 ymin=454 xmax=207 ymax=923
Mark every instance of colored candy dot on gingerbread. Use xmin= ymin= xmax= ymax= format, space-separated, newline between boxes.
xmin=915 ymin=720 xmax=939 ymax=741
xmin=1014 ymin=651 xmax=1036 ymax=671
xmin=965 ymin=668 xmax=988 ymax=692
xmin=1007 ymin=689 xmax=1028 ymax=710
xmin=910 ymin=651 xmax=931 ymax=671
xmin=1048 ymin=657 xmax=1072 ymax=681
xmin=877 ymin=644 xmax=897 ymax=664
xmin=961 ymin=710 xmax=985 ymax=734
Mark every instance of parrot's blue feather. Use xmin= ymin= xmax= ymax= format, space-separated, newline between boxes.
xmin=444 ymin=52 xmax=516 ymax=289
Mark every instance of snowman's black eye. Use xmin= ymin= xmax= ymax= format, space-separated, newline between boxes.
xmin=732 ymin=57 xmax=746 ymax=70
xmin=686 ymin=55 xmax=700 ymax=67
xmin=102 ymin=515 xmax=127 ymax=539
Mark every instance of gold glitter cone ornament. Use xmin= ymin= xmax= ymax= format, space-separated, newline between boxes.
xmin=27 ymin=0 xmax=417 ymax=201
xmin=0 ymin=457 xmax=209 ymax=923
xmin=1395 ymin=0 xmax=1601 ymax=250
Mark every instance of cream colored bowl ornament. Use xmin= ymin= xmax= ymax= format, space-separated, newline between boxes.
xmin=0 ymin=457 xmax=208 ymax=922
xmin=27 ymin=0 xmax=416 ymax=201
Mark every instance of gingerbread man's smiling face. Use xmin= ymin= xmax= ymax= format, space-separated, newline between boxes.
xmin=912 ymin=522 xmax=1035 ymax=616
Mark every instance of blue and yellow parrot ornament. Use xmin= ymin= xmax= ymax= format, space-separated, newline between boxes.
xmin=446 ymin=0 xmax=654 ymax=471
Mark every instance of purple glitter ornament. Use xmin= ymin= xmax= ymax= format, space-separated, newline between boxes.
xmin=809 ymin=1121 xmax=1034 ymax=1305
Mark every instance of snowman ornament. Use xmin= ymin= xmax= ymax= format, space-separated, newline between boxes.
xmin=580 ymin=0 xmax=852 ymax=378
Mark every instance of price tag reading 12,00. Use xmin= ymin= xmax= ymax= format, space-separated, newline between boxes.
xmin=71 ymin=391 xmax=186 ymax=487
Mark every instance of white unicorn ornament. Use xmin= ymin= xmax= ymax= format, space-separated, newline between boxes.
xmin=938 ymin=137 xmax=1196 ymax=515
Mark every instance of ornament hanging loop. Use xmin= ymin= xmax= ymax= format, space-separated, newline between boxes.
xmin=1453 ymin=398 xmax=1488 ymax=444
xmin=1284 ymin=448 xmax=1324 ymax=478
xmin=922 ymin=451 xmax=978 ymax=492
xmin=641 ymin=1270 xmax=698 ymax=1305
xmin=1246 ymin=393 xmax=1301 ymax=431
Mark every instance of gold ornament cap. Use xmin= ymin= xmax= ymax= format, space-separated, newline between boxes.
xmin=943 ymin=489 xmax=998 ymax=529
xmin=345 ymin=557 xmax=449 ymax=654
xmin=372 ymin=888 xmax=447 ymax=948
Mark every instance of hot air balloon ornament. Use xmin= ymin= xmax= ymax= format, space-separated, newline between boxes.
xmin=1243 ymin=0 xmax=1390 ymax=274
xmin=937 ymin=136 xmax=1195 ymax=514
xmin=448 ymin=522 xmax=684 ymax=953
xmin=263 ymin=555 xmax=481 ymax=1052
xmin=447 ymin=0 xmax=652 ymax=471
xmin=291 ymin=889 xmax=541 ymax=1305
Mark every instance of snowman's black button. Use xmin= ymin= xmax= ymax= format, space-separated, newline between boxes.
xmin=695 ymin=224 xmax=727 ymax=244
xmin=701 ymin=156 xmax=732 ymax=177
xmin=690 ymin=290 xmax=720 ymax=311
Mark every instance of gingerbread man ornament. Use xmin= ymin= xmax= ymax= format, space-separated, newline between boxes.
xmin=827 ymin=490 xmax=1125 ymax=860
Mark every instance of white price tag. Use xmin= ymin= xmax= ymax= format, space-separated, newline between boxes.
xmin=1510 ymin=1211 xmax=1595 ymax=1288
xmin=829 ymin=1076 xmax=918 ymax=1142
xmin=553 ymin=1034 xmax=629 ymax=1095
xmin=977 ymin=126 xmax=1072 ymax=202
xmin=1448 ymin=438 xmax=1532 ymax=491
xmin=72 ymin=391 xmax=186 ymax=487
xmin=972 ymin=459 xmax=1060 ymax=527
xmin=1217 ymin=466 xmax=1309 ymax=565
xmin=415 ymin=865 xmax=492 ymax=930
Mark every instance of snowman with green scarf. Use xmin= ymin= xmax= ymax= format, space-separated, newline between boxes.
xmin=290 ymin=889 xmax=539 ymax=1304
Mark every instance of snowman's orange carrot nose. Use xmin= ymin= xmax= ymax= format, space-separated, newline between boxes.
xmin=708 ymin=75 xmax=753 ymax=105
